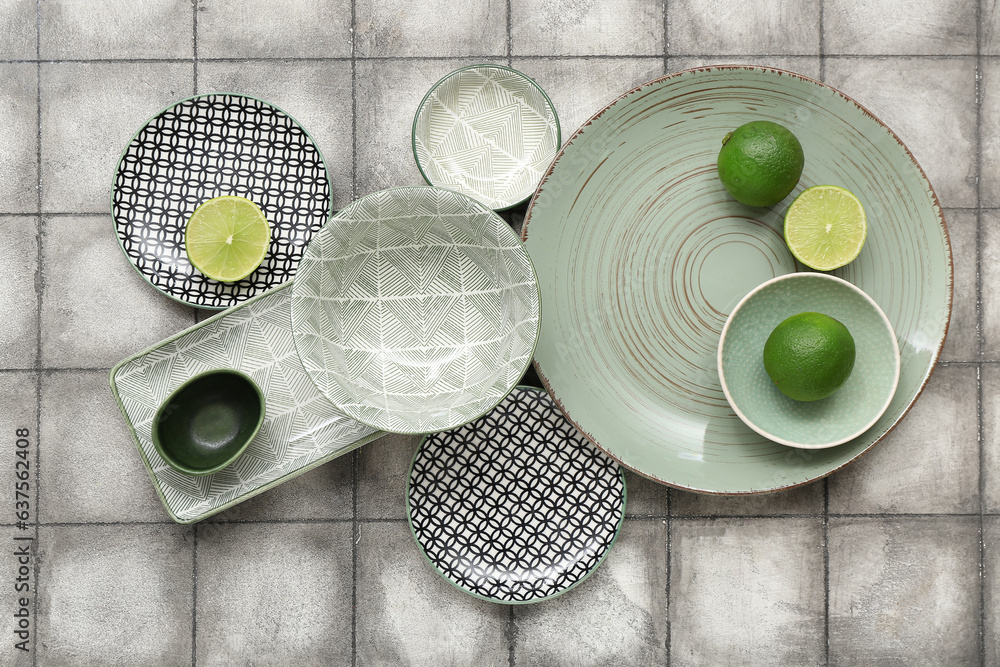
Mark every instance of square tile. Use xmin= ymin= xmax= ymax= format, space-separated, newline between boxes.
xmin=981 ymin=365 xmax=1000 ymax=512
xmin=667 ymin=0 xmax=820 ymax=56
xmin=356 ymin=0 xmax=505 ymax=58
xmin=357 ymin=432 xmax=421 ymax=520
xmin=824 ymin=57 xmax=977 ymax=208
xmin=668 ymin=56 xmax=821 ymax=81
xmin=40 ymin=62 xmax=193 ymax=213
xmin=41 ymin=215 xmax=194 ymax=368
xmin=355 ymin=59 xmax=474 ymax=197
xmin=828 ymin=516 xmax=980 ymax=665
xmin=197 ymin=0 xmax=351 ymax=58
xmin=511 ymin=58 xmax=665 ymax=140
xmin=986 ymin=516 xmax=1000 ymax=665
xmin=669 ymin=518 xmax=825 ymax=666
xmin=985 ymin=211 xmax=1000 ymax=358
xmin=355 ymin=521 xmax=509 ymax=666
xmin=197 ymin=60 xmax=355 ymax=210
xmin=0 ymin=217 xmax=38 ymax=369
xmin=511 ymin=0 xmax=663 ymax=57
xmin=671 ymin=480 xmax=824 ymax=516
xmin=39 ymin=371 xmax=169 ymax=523
xmin=0 ymin=0 xmax=36 ymax=60
xmin=37 ymin=524 xmax=194 ymax=665
xmin=823 ymin=0 xmax=976 ymax=55
xmin=0 ymin=372 xmax=37 ymax=516
xmin=514 ymin=518 xmax=668 ymax=665
xmin=207 ymin=455 xmax=354 ymax=522
xmin=0 ymin=64 xmax=38 ymax=214
xmin=938 ymin=210 xmax=977 ymax=361
xmin=980 ymin=59 xmax=1000 ymax=207
xmin=827 ymin=365 xmax=978 ymax=514
xmin=40 ymin=0 xmax=193 ymax=60
xmin=195 ymin=522 xmax=353 ymax=665
xmin=623 ymin=470 xmax=668 ymax=516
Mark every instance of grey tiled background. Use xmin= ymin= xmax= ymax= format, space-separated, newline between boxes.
xmin=0 ymin=0 xmax=995 ymax=665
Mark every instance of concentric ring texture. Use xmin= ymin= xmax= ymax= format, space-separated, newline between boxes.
xmin=112 ymin=94 xmax=331 ymax=308
xmin=290 ymin=187 xmax=540 ymax=434
xmin=407 ymin=387 xmax=625 ymax=603
xmin=522 ymin=66 xmax=951 ymax=493
xmin=414 ymin=65 xmax=560 ymax=210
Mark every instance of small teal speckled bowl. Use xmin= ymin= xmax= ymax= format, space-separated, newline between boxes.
xmin=718 ymin=273 xmax=901 ymax=449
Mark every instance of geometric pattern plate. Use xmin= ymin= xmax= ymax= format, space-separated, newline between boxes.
xmin=413 ymin=64 xmax=560 ymax=211
xmin=522 ymin=65 xmax=952 ymax=494
xmin=290 ymin=186 xmax=541 ymax=435
xmin=110 ymin=282 xmax=384 ymax=524
xmin=407 ymin=386 xmax=625 ymax=603
xmin=112 ymin=93 xmax=331 ymax=309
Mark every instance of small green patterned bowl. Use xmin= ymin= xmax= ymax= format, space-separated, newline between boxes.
xmin=718 ymin=273 xmax=901 ymax=449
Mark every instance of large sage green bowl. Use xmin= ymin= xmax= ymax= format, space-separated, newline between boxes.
xmin=521 ymin=66 xmax=951 ymax=493
xmin=718 ymin=273 xmax=901 ymax=449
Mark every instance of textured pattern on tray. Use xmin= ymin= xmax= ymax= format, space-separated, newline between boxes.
xmin=111 ymin=283 xmax=383 ymax=523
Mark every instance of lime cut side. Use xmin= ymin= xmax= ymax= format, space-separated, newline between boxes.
xmin=784 ymin=185 xmax=867 ymax=271
xmin=185 ymin=196 xmax=271 ymax=282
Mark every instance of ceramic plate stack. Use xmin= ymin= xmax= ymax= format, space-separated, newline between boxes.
xmin=522 ymin=66 xmax=951 ymax=493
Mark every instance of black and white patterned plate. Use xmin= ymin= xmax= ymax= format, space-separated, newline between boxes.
xmin=112 ymin=93 xmax=331 ymax=309
xmin=407 ymin=386 xmax=626 ymax=603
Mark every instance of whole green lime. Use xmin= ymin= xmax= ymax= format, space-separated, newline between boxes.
xmin=717 ymin=120 xmax=804 ymax=207
xmin=762 ymin=312 xmax=856 ymax=402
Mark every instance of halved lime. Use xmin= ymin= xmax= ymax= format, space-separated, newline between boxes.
xmin=784 ymin=185 xmax=866 ymax=271
xmin=185 ymin=196 xmax=271 ymax=282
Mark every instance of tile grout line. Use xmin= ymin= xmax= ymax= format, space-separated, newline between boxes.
xmin=664 ymin=488 xmax=671 ymax=666
xmin=2 ymin=53 xmax=993 ymax=65
xmin=975 ymin=2 xmax=987 ymax=662
xmin=32 ymin=2 xmax=42 ymax=664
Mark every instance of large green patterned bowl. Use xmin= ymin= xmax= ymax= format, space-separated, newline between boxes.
xmin=521 ymin=66 xmax=951 ymax=494
xmin=291 ymin=186 xmax=540 ymax=435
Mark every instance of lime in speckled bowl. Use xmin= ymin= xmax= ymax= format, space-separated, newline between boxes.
xmin=718 ymin=273 xmax=901 ymax=449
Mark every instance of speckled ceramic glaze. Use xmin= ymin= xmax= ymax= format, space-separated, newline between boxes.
xmin=719 ymin=273 xmax=900 ymax=449
xmin=522 ymin=66 xmax=951 ymax=493
xmin=290 ymin=187 xmax=540 ymax=434
xmin=413 ymin=64 xmax=560 ymax=210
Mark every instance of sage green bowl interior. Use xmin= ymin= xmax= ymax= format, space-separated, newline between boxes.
xmin=718 ymin=273 xmax=901 ymax=449
xmin=152 ymin=369 xmax=265 ymax=476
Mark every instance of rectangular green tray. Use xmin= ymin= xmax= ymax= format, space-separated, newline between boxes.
xmin=110 ymin=282 xmax=385 ymax=524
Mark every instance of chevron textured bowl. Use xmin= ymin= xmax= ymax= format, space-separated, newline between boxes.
xmin=413 ymin=64 xmax=560 ymax=211
xmin=290 ymin=186 xmax=541 ymax=434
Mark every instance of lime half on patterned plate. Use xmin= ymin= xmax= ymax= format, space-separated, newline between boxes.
xmin=185 ymin=196 xmax=271 ymax=283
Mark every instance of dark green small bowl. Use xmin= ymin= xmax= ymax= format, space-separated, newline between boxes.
xmin=152 ymin=369 xmax=265 ymax=476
